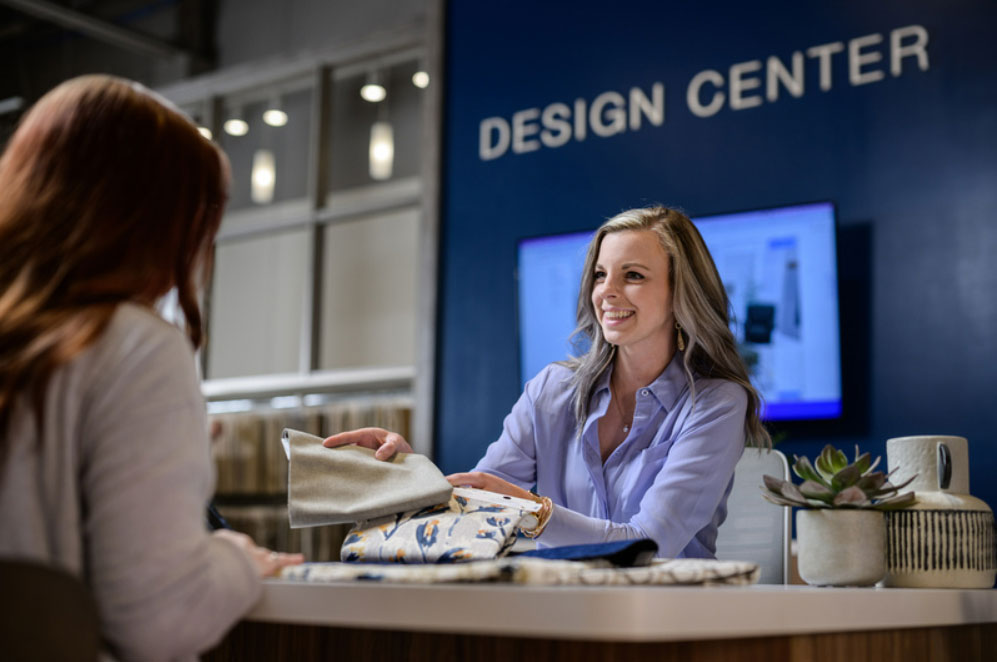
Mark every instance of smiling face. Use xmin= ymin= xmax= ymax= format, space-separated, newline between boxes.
xmin=590 ymin=229 xmax=675 ymax=357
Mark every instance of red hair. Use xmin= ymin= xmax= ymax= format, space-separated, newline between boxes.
xmin=0 ymin=75 xmax=228 ymax=443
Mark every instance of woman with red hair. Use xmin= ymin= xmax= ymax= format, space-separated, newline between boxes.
xmin=0 ymin=75 xmax=300 ymax=660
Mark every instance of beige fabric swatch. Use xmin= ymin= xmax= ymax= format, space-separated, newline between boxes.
xmin=285 ymin=429 xmax=453 ymax=528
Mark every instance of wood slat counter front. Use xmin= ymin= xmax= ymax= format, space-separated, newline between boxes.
xmin=205 ymin=581 xmax=997 ymax=662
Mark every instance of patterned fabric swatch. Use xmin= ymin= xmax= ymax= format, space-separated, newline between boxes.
xmin=281 ymin=557 xmax=760 ymax=586
xmin=340 ymin=493 xmax=529 ymax=563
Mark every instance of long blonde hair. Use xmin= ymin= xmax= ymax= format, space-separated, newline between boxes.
xmin=564 ymin=206 xmax=770 ymax=448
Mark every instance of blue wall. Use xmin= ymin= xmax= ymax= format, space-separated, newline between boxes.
xmin=437 ymin=1 xmax=997 ymax=510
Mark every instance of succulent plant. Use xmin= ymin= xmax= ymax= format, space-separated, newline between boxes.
xmin=761 ymin=444 xmax=917 ymax=510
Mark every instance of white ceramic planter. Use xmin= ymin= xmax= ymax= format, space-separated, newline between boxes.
xmin=797 ymin=509 xmax=886 ymax=586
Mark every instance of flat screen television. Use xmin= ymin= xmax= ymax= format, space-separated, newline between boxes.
xmin=516 ymin=201 xmax=842 ymax=422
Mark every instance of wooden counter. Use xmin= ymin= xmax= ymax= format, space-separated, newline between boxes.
xmin=205 ymin=580 xmax=997 ymax=661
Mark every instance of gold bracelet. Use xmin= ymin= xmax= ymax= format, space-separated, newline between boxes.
xmin=520 ymin=495 xmax=553 ymax=539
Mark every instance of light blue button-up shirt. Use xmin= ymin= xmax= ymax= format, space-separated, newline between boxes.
xmin=473 ymin=356 xmax=747 ymax=558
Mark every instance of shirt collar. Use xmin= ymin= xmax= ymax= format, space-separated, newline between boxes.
xmin=595 ymin=351 xmax=690 ymax=413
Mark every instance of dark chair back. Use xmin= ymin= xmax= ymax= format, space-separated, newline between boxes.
xmin=0 ymin=558 xmax=100 ymax=661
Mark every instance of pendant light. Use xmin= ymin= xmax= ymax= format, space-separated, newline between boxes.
xmin=368 ymin=121 xmax=393 ymax=180
xmin=412 ymin=65 xmax=430 ymax=89
xmin=251 ymin=149 xmax=276 ymax=204
xmin=223 ymin=106 xmax=248 ymax=137
xmin=262 ymin=94 xmax=287 ymax=127
xmin=360 ymin=70 xmax=386 ymax=103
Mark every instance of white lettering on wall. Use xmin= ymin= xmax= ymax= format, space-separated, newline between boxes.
xmin=891 ymin=25 xmax=929 ymax=76
xmin=479 ymin=117 xmax=510 ymax=161
xmin=806 ymin=41 xmax=845 ymax=92
xmin=730 ymin=60 xmax=764 ymax=110
xmin=478 ymin=24 xmax=931 ymax=161
xmin=767 ymin=51 xmax=804 ymax=102
xmin=687 ymin=70 xmax=725 ymax=118
xmin=512 ymin=108 xmax=541 ymax=153
xmin=629 ymin=83 xmax=665 ymax=131
xmin=573 ymin=98 xmax=587 ymax=142
xmin=541 ymin=103 xmax=572 ymax=148
xmin=849 ymin=33 xmax=885 ymax=86
xmin=590 ymin=91 xmax=627 ymax=137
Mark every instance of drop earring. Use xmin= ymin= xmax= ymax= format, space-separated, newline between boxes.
xmin=675 ymin=322 xmax=686 ymax=351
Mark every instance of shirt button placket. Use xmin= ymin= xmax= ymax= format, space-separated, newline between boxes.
xmin=630 ymin=389 xmax=651 ymax=436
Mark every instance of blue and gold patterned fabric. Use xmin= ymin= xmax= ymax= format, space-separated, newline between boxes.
xmin=341 ymin=493 xmax=529 ymax=563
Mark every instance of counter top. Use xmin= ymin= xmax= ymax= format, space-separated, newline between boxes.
xmin=248 ymin=580 xmax=997 ymax=642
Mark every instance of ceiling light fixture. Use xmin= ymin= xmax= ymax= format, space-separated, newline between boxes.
xmin=251 ymin=149 xmax=276 ymax=204
xmin=262 ymin=95 xmax=287 ymax=127
xmin=223 ymin=108 xmax=249 ymax=137
xmin=360 ymin=70 xmax=386 ymax=103
xmin=369 ymin=121 xmax=394 ymax=180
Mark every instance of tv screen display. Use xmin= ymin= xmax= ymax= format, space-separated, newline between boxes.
xmin=516 ymin=201 xmax=842 ymax=421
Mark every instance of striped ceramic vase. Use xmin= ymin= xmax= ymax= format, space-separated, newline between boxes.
xmin=886 ymin=504 xmax=996 ymax=588
xmin=885 ymin=435 xmax=996 ymax=588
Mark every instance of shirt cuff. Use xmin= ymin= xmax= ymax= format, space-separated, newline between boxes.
xmin=537 ymin=504 xmax=642 ymax=549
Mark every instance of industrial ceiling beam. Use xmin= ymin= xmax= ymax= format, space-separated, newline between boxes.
xmin=0 ymin=0 xmax=192 ymax=61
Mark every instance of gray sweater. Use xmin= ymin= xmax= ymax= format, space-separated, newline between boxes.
xmin=0 ymin=303 xmax=261 ymax=661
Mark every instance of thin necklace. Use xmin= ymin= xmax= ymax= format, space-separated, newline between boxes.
xmin=610 ymin=380 xmax=632 ymax=434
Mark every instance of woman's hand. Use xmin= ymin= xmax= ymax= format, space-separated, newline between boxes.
xmin=445 ymin=471 xmax=536 ymax=501
xmin=213 ymin=529 xmax=304 ymax=577
xmin=322 ymin=427 xmax=414 ymax=460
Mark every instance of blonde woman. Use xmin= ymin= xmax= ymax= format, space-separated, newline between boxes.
xmin=330 ymin=206 xmax=769 ymax=558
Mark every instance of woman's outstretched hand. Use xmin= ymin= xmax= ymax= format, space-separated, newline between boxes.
xmin=323 ymin=427 xmax=414 ymax=460
xmin=445 ymin=471 xmax=535 ymax=501
xmin=213 ymin=529 xmax=304 ymax=577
